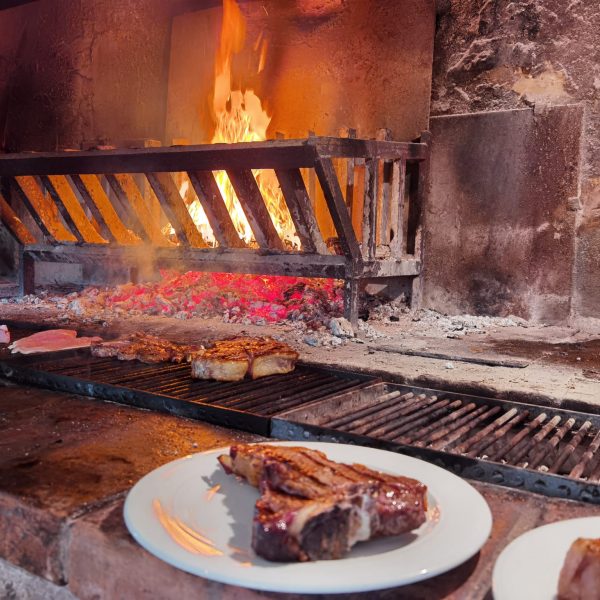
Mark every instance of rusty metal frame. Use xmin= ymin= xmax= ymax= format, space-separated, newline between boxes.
xmin=0 ymin=136 xmax=429 ymax=324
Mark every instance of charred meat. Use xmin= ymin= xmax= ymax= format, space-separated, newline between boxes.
xmin=218 ymin=444 xmax=427 ymax=562
xmin=91 ymin=333 xmax=203 ymax=364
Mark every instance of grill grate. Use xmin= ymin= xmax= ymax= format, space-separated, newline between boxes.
xmin=282 ymin=383 xmax=600 ymax=482
xmin=0 ymin=329 xmax=377 ymax=433
xmin=40 ymin=357 xmax=373 ymax=417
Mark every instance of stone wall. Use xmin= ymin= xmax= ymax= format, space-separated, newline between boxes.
xmin=423 ymin=105 xmax=582 ymax=323
xmin=166 ymin=0 xmax=435 ymax=143
xmin=0 ymin=0 xmax=172 ymax=152
xmin=0 ymin=0 xmax=173 ymax=281
xmin=427 ymin=0 xmax=600 ymax=324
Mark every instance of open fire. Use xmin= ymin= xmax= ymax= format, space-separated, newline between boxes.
xmin=168 ymin=0 xmax=299 ymax=249
xmin=0 ymin=0 xmax=428 ymax=329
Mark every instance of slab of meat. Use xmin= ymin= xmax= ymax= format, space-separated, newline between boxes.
xmin=191 ymin=344 xmax=250 ymax=381
xmin=191 ymin=337 xmax=298 ymax=382
xmin=9 ymin=329 xmax=102 ymax=354
xmin=0 ymin=325 xmax=9 ymax=345
xmin=558 ymin=538 xmax=600 ymax=600
xmin=91 ymin=333 xmax=203 ymax=364
xmin=218 ymin=444 xmax=428 ymax=562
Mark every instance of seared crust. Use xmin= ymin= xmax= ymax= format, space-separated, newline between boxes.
xmin=191 ymin=337 xmax=298 ymax=382
xmin=91 ymin=333 xmax=202 ymax=364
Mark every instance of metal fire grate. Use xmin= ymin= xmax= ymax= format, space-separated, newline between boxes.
xmin=2 ymin=329 xmax=600 ymax=504
xmin=44 ymin=355 xmax=376 ymax=419
xmin=0 ymin=135 xmax=429 ymax=324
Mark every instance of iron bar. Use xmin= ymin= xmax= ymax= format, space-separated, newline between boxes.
xmin=466 ymin=411 xmax=529 ymax=458
xmin=524 ymin=417 xmax=575 ymax=470
xmin=403 ymin=401 xmax=477 ymax=444
xmin=432 ymin=406 xmax=502 ymax=451
xmin=551 ymin=421 xmax=593 ymax=475
xmin=567 ymin=425 xmax=600 ymax=479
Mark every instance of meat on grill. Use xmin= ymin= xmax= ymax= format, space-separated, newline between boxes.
xmin=9 ymin=329 xmax=102 ymax=354
xmin=191 ymin=337 xmax=298 ymax=382
xmin=91 ymin=332 xmax=203 ymax=364
xmin=218 ymin=444 xmax=428 ymax=562
xmin=0 ymin=325 xmax=9 ymax=345
xmin=558 ymin=538 xmax=600 ymax=600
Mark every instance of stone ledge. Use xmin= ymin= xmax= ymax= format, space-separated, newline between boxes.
xmin=0 ymin=492 xmax=67 ymax=583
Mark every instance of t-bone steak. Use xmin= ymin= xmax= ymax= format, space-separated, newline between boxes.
xmin=218 ymin=444 xmax=428 ymax=562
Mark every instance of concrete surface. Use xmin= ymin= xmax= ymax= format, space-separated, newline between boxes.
xmin=1 ymin=304 xmax=599 ymax=411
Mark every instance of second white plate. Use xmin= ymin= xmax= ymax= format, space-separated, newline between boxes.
xmin=124 ymin=441 xmax=492 ymax=594
xmin=493 ymin=516 xmax=600 ymax=600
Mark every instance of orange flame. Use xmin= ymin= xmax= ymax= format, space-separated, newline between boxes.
xmin=177 ymin=0 xmax=299 ymax=249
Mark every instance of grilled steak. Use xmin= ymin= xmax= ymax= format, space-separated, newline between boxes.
xmin=91 ymin=333 xmax=203 ymax=364
xmin=191 ymin=337 xmax=298 ymax=382
xmin=218 ymin=444 xmax=427 ymax=562
xmin=558 ymin=538 xmax=600 ymax=600
xmin=190 ymin=345 xmax=250 ymax=381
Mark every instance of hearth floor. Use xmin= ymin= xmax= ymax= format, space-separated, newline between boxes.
xmin=1 ymin=380 xmax=598 ymax=600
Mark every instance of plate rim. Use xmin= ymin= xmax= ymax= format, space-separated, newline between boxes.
xmin=124 ymin=441 xmax=493 ymax=594
xmin=492 ymin=515 xmax=600 ymax=600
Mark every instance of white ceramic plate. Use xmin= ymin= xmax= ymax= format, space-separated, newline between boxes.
xmin=124 ymin=441 xmax=492 ymax=594
xmin=493 ymin=516 xmax=600 ymax=600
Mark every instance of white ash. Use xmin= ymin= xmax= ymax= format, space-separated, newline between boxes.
xmin=414 ymin=309 xmax=528 ymax=332
xmin=302 ymin=331 xmax=345 ymax=347
xmin=328 ymin=317 xmax=355 ymax=338
xmin=357 ymin=320 xmax=388 ymax=340
xmin=376 ymin=308 xmax=531 ymax=339
xmin=364 ymin=294 xmax=409 ymax=322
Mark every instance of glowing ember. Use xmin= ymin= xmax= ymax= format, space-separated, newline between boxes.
xmin=71 ymin=272 xmax=343 ymax=326
xmin=167 ymin=0 xmax=299 ymax=248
